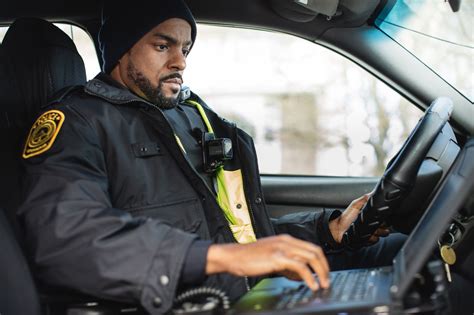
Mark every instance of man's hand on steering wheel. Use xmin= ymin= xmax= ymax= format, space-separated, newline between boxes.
xmin=329 ymin=193 xmax=391 ymax=245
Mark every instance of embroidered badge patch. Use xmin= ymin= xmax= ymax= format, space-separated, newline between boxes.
xmin=22 ymin=110 xmax=65 ymax=159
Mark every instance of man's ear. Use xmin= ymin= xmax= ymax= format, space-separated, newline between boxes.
xmin=109 ymin=56 xmax=128 ymax=85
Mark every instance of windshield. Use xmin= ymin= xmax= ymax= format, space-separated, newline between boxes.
xmin=376 ymin=0 xmax=473 ymax=102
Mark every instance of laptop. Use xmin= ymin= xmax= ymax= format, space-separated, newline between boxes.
xmin=232 ymin=138 xmax=474 ymax=314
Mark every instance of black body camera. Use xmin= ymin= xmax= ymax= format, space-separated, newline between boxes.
xmin=200 ymin=131 xmax=233 ymax=173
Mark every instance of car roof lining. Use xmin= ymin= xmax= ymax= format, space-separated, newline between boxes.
xmin=0 ymin=0 xmax=382 ymax=40
xmin=189 ymin=0 xmax=383 ymax=41
xmin=1 ymin=0 xmax=472 ymax=136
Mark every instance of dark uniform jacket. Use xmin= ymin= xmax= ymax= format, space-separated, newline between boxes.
xmin=18 ymin=73 xmax=338 ymax=314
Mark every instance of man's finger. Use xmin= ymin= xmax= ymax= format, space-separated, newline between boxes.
xmin=285 ymin=248 xmax=329 ymax=289
xmin=354 ymin=194 xmax=370 ymax=207
xmin=279 ymin=256 xmax=319 ymax=291
xmin=285 ymin=247 xmax=329 ymax=277
xmin=346 ymin=194 xmax=370 ymax=214
xmin=307 ymin=256 xmax=330 ymax=289
xmin=279 ymin=236 xmax=330 ymax=274
xmin=368 ymin=235 xmax=380 ymax=244
xmin=288 ymin=250 xmax=330 ymax=289
xmin=374 ymin=228 xmax=390 ymax=237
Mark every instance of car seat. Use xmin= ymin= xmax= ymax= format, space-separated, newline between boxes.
xmin=0 ymin=203 xmax=41 ymax=315
xmin=0 ymin=18 xmax=145 ymax=315
xmin=0 ymin=17 xmax=87 ymax=243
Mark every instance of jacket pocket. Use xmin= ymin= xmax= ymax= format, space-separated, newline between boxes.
xmin=127 ymin=198 xmax=209 ymax=236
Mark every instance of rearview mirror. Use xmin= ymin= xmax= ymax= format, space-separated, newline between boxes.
xmin=448 ymin=0 xmax=461 ymax=12
xmin=293 ymin=0 xmax=339 ymax=16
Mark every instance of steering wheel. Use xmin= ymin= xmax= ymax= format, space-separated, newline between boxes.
xmin=341 ymin=97 xmax=454 ymax=249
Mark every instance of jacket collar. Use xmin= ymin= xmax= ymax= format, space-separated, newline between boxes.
xmin=84 ymin=72 xmax=149 ymax=106
xmin=84 ymin=73 xmax=224 ymax=124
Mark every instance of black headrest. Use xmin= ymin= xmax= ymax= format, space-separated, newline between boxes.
xmin=1 ymin=17 xmax=86 ymax=128
xmin=0 ymin=18 xmax=87 ymax=251
xmin=0 ymin=45 xmax=19 ymax=128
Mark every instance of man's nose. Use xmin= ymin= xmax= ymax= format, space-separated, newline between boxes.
xmin=169 ymin=49 xmax=186 ymax=71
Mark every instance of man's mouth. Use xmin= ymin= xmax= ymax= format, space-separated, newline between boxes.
xmin=162 ymin=78 xmax=182 ymax=85
xmin=161 ymin=76 xmax=183 ymax=93
xmin=161 ymin=73 xmax=183 ymax=84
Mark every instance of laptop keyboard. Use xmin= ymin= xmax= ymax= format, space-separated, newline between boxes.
xmin=276 ymin=269 xmax=376 ymax=310
xmin=330 ymin=269 xmax=373 ymax=301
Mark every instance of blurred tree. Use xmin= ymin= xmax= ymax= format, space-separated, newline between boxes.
xmin=363 ymin=79 xmax=391 ymax=175
xmin=278 ymin=93 xmax=319 ymax=174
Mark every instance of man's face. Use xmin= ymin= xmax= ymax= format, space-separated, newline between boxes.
xmin=112 ymin=18 xmax=192 ymax=109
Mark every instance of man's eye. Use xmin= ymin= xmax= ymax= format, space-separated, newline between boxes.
xmin=156 ymin=44 xmax=168 ymax=51
xmin=182 ymin=49 xmax=190 ymax=57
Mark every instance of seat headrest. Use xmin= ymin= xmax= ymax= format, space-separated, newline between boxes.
xmin=1 ymin=17 xmax=86 ymax=128
xmin=0 ymin=45 xmax=21 ymax=128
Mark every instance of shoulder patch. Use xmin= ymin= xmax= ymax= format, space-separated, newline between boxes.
xmin=22 ymin=110 xmax=65 ymax=159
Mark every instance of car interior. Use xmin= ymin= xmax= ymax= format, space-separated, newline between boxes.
xmin=0 ymin=0 xmax=473 ymax=314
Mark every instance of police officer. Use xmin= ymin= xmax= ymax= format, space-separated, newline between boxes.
xmin=18 ymin=0 xmax=398 ymax=314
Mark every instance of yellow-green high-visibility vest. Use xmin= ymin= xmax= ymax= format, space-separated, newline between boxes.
xmin=174 ymin=99 xmax=257 ymax=244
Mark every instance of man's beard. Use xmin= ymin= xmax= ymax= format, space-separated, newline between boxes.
xmin=127 ymin=61 xmax=180 ymax=109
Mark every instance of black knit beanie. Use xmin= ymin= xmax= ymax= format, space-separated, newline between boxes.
xmin=99 ymin=0 xmax=197 ymax=73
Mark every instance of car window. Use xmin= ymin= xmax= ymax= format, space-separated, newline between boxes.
xmin=377 ymin=0 xmax=473 ymax=102
xmin=0 ymin=23 xmax=100 ymax=80
xmin=54 ymin=24 xmax=101 ymax=80
xmin=185 ymin=25 xmax=422 ymax=177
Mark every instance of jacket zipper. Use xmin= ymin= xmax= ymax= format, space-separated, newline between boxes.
xmin=244 ymin=276 xmax=251 ymax=291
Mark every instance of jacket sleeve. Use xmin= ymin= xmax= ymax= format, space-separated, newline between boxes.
xmin=18 ymin=105 xmax=197 ymax=314
xmin=270 ymin=209 xmax=343 ymax=252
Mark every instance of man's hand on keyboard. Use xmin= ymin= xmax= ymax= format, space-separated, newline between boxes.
xmin=206 ymin=235 xmax=330 ymax=291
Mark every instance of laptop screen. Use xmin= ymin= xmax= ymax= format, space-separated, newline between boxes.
xmin=391 ymin=140 xmax=474 ymax=298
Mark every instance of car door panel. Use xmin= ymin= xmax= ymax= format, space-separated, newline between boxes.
xmin=261 ymin=175 xmax=378 ymax=218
